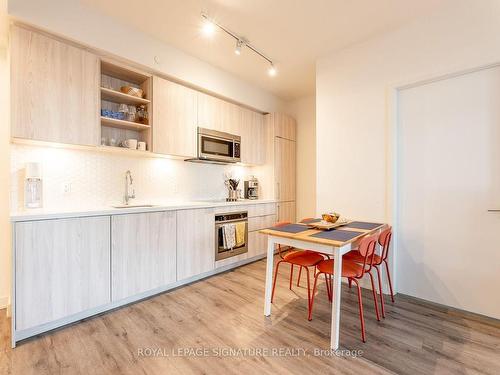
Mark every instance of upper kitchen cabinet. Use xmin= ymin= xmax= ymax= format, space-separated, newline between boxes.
xmin=197 ymin=92 xmax=242 ymax=135
xmin=271 ymin=113 xmax=296 ymax=141
xmin=153 ymin=76 xmax=198 ymax=157
xmin=11 ymin=26 xmax=100 ymax=146
xmin=240 ymin=108 xmax=266 ymax=165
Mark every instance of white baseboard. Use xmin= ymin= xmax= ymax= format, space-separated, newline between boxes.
xmin=0 ymin=296 xmax=8 ymax=310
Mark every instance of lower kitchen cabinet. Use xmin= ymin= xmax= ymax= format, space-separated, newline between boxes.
xmin=15 ymin=216 xmax=111 ymax=331
xmin=277 ymin=201 xmax=296 ymax=223
xmin=177 ymin=208 xmax=215 ymax=281
xmin=247 ymin=214 xmax=276 ymax=258
xmin=111 ymin=211 xmax=177 ymax=301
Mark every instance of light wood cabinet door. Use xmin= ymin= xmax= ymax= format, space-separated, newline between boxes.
xmin=241 ymin=109 xmax=266 ymax=165
xmin=248 ymin=231 xmax=268 ymax=258
xmin=111 ymin=211 xmax=177 ymax=301
xmin=277 ymin=201 xmax=296 ymax=223
xmin=177 ymin=208 xmax=215 ymax=280
xmin=153 ymin=76 xmax=198 ymax=157
xmin=273 ymin=113 xmax=296 ymax=141
xmin=275 ymin=137 xmax=296 ymax=201
xmin=15 ymin=216 xmax=111 ymax=331
xmin=11 ymin=26 xmax=100 ymax=146
xmin=197 ymin=93 xmax=242 ymax=135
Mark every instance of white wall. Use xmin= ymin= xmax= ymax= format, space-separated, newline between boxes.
xmin=7 ymin=0 xmax=285 ymax=113
xmin=0 ymin=0 xmax=10 ymax=309
xmin=316 ymin=0 xmax=500 ymax=307
xmin=287 ymin=96 xmax=316 ymax=220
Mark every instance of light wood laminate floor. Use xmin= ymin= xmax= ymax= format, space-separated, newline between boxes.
xmin=1 ymin=257 xmax=499 ymax=375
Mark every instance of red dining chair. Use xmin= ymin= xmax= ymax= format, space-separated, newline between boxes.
xmin=308 ymin=235 xmax=378 ymax=343
xmin=270 ymin=221 xmax=325 ymax=318
xmin=344 ymin=227 xmax=394 ymax=318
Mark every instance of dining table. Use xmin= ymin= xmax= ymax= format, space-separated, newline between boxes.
xmin=259 ymin=219 xmax=386 ymax=350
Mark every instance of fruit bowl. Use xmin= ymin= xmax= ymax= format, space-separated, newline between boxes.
xmin=322 ymin=212 xmax=340 ymax=223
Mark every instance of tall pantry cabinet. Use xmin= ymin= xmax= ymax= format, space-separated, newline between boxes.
xmin=264 ymin=113 xmax=297 ymax=223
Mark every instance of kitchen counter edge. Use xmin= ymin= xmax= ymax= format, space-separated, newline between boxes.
xmin=10 ymin=200 xmax=277 ymax=222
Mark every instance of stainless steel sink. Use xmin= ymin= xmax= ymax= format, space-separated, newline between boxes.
xmin=112 ymin=204 xmax=157 ymax=209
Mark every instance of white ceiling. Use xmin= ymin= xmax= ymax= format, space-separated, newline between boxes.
xmin=83 ymin=0 xmax=453 ymax=101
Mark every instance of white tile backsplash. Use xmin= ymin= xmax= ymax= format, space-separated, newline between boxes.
xmin=10 ymin=145 xmax=254 ymax=212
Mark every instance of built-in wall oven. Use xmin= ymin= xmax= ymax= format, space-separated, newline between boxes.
xmin=215 ymin=211 xmax=248 ymax=261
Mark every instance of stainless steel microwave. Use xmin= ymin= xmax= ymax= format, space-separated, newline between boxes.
xmin=197 ymin=127 xmax=241 ymax=163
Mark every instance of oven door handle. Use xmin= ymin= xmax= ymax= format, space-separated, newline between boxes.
xmin=216 ymin=218 xmax=248 ymax=225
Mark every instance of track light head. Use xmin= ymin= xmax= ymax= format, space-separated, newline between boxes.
xmin=235 ymin=39 xmax=245 ymax=55
xmin=202 ymin=18 xmax=215 ymax=37
xmin=268 ymin=64 xmax=277 ymax=77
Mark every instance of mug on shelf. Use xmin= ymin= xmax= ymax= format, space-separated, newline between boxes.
xmin=122 ymin=139 xmax=138 ymax=149
xmin=137 ymin=141 xmax=146 ymax=151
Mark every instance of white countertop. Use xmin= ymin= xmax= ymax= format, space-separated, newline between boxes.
xmin=10 ymin=199 xmax=277 ymax=222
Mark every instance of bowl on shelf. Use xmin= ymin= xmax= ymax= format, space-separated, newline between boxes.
xmin=120 ymin=86 xmax=144 ymax=98
xmin=322 ymin=212 xmax=340 ymax=223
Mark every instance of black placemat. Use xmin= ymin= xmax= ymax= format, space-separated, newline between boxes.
xmin=269 ymin=224 xmax=310 ymax=234
xmin=310 ymin=229 xmax=364 ymax=242
xmin=343 ymin=222 xmax=383 ymax=230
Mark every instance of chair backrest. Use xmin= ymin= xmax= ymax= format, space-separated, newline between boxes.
xmin=299 ymin=217 xmax=314 ymax=223
xmin=356 ymin=235 xmax=378 ymax=277
xmin=274 ymin=221 xmax=291 ymax=227
xmin=378 ymin=227 xmax=392 ymax=262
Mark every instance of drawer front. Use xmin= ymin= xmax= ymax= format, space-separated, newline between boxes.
xmin=248 ymin=214 xmax=276 ymax=232
xmin=248 ymin=203 xmax=276 ymax=217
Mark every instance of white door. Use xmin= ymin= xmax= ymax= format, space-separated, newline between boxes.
xmin=398 ymin=66 xmax=500 ymax=319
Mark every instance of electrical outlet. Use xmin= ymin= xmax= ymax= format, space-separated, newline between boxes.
xmin=62 ymin=183 xmax=72 ymax=194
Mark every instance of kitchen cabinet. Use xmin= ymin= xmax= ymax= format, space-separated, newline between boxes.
xmin=272 ymin=113 xmax=296 ymax=141
xmin=15 ymin=216 xmax=111 ymax=331
xmin=277 ymin=201 xmax=296 ymax=223
xmin=241 ymin=108 xmax=266 ymax=165
xmin=176 ymin=208 xmax=215 ymax=280
xmin=197 ymin=92 xmax=242 ymax=135
xmin=11 ymin=26 xmax=100 ymax=146
xmin=275 ymin=137 xmax=296 ymax=202
xmin=153 ymin=76 xmax=198 ymax=157
xmin=247 ymin=214 xmax=276 ymax=258
xmin=111 ymin=211 xmax=177 ymax=301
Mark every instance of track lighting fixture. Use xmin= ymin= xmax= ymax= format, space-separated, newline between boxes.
xmin=201 ymin=12 xmax=277 ymax=77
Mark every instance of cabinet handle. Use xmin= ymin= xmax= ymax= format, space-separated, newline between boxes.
xmin=277 ymin=204 xmax=280 ymax=221
xmin=488 ymin=209 xmax=500 ymax=212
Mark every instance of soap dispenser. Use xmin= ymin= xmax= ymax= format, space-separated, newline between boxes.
xmin=24 ymin=162 xmax=43 ymax=209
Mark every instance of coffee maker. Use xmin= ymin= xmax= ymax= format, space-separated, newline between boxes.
xmin=244 ymin=176 xmax=259 ymax=200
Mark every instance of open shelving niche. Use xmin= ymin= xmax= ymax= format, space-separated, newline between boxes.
xmin=100 ymin=60 xmax=152 ymax=151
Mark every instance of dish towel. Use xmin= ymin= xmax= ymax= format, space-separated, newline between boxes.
xmin=235 ymin=222 xmax=246 ymax=247
xmin=223 ymin=223 xmax=236 ymax=249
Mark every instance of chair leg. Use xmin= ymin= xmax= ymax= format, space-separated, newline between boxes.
xmin=328 ymin=275 xmax=333 ymax=302
xmin=368 ymin=271 xmax=380 ymax=321
xmin=374 ymin=265 xmax=385 ymax=318
xmin=271 ymin=260 xmax=283 ymax=303
xmin=308 ymin=271 xmax=322 ymax=321
xmin=297 ymin=266 xmax=303 ymax=287
xmin=352 ymin=278 xmax=366 ymax=343
xmin=305 ymin=267 xmax=312 ymax=316
xmin=384 ymin=260 xmax=395 ymax=302
xmin=325 ymin=273 xmax=332 ymax=301
xmin=348 ymin=278 xmax=352 ymax=289
xmin=289 ymin=264 xmax=294 ymax=290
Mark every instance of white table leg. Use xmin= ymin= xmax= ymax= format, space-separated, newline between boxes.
xmin=331 ymin=244 xmax=350 ymax=349
xmin=264 ymin=236 xmax=275 ymax=316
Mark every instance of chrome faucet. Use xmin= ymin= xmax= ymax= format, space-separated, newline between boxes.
xmin=124 ymin=170 xmax=135 ymax=205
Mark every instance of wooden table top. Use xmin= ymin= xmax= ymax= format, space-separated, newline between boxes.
xmin=259 ymin=221 xmax=386 ymax=248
